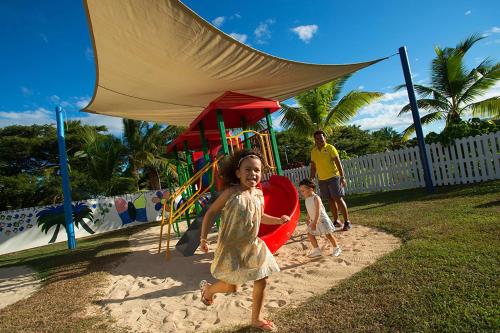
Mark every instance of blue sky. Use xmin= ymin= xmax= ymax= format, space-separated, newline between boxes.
xmin=0 ymin=0 xmax=499 ymax=136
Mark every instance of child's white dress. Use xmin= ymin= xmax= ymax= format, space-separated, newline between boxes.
xmin=304 ymin=194 xmax=336 ymax=236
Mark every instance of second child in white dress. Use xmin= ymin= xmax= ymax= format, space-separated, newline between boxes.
xmin=299 ymin=179 xmax=342 ymax=258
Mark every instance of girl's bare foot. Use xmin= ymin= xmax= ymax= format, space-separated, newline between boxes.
xmin=252 ymin=319 xmax=276 ymax=332
xmin=199 ymin=280 xmax=214 ymax=305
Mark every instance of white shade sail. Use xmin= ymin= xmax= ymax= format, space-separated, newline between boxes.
xmin=83 ymin=0 xmax=386 ymax=126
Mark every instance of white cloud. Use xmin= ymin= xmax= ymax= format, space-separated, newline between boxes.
xmin=0 ymin=107 xmax=123 ymax=135
xmin=233 ymin=13 xmax=241 ymax=19
xmin=350 ymin=90 xmax=412 ymax=131
xmin=75 ymin=113 xmax=124 ymax=135
xmin=212 ymin=16 xmax=225 ymax=27
xmin=75 ymin=97 xmax=91 ymax=109
xmin=291 ymin=24 xmax=318 ymax=43
xmin=229 ymin=33 xmax=248 ymax=44
xmin=254 ymin=19 xmax=275 ymax=44
xmin=49 ymin=95 xmax=60 ymax=103
xmin=0 ymin=108 xmax=54 ymax=127
xmin=357 ymin=85 xmax=365 ymax=90
xmin=465 ymin=10 xmax=471 ymax=15
xmin=484 ymin=26 xmax=500 ymax=37
xmin=48 ymin=95 xmax=91 ymax=110
xmin=487 ymin=26 xmax=500 ymax=34
xmin=379 ymin=90 xmax=408 ymax=102
xmin=350 ymin=81 xmax=500 ymax=132
xmin=485 ymin=39 xmax=500 ymax=45
xmin=85 ymin=47 xmax=94 ymax=61
xmin=39 ymin=33 xmax=48 ymax=43
xmin=20 ymin=87 xmax=33 ymax=97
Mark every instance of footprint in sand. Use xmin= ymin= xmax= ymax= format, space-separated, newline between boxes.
xmin=172 ymin=309 xmax=188 ymax=320
xmin=266 ymin=300 xmax=286 ymax=308
xmin=353 ymin=248 xmax=361 ymax=252
xmin=335 ymin=258 xmax=352 ymax=266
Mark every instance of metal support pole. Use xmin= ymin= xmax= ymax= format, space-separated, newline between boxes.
xmin=241 ymin=117 xmax=252 ymax=150
xmin=399 ymin=46 xmax=434 ymax=193
xmin=216 ymin=109 xmax=229 ymax=155
xmin=55 ymin=107 xmax=76 ymax=249
xmin=199 ymin=121 xmax=214 ymax=194
xmin=264 ymin=109 xmax=283 ymax=175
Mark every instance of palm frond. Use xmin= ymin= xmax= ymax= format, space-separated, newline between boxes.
xmin=459 ymin=63 xmax=500 ymax=105
xmin=401 ymin=111 xmax=444 ymax=141
xmin=469 ymin=97 xmax=500 ymax=119
xmin=325 ymin=91 xmax=383 ymax=125
xmin=398 ymin=99 xmax=449 ymax=116
xmin=279 ymin=104 xmax=314 ymax=136
xmin=455 ymin=33 xmax=485 ymax=55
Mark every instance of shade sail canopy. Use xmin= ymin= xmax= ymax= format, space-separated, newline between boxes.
xmin=83 ymin=0 xmax=386 ymax=126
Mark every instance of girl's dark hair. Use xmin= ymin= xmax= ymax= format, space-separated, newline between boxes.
xmin=299 ymin=178 xmax=315 ymax=189
xmin=219 ymin=149 xmax=263 ymax=188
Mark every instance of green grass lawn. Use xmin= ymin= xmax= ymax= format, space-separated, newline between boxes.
xmin=252 ymin=180 xmax=499 ymax=333
xmin=1 ymin=181 xmax=499 ymax=333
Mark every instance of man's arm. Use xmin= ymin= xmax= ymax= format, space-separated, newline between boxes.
xmin=310 ymin=161 xmax=317 ymax=179
xmin=333 ymin=156 xmax=347 ymax=187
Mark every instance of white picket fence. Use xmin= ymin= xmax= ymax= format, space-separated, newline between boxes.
xmin=282 ymin=131 xmax=500 ymax=194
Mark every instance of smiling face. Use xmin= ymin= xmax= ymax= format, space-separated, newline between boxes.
xmin=236 ymin=156 xmax=262 ymax=189
xmin=299 ymin=184 xmax=314 ymax=198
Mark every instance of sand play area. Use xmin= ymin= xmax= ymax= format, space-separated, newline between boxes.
xmin=94 ymin=223 xmax=401 ymax=332
xmin=0 ymin=265 xmax=39 ymax=310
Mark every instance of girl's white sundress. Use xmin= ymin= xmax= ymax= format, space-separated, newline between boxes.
xmin=304 ymin=194 xmax=336 ymax=236
xmin=211 ymin=188 xmax=280 ymax=285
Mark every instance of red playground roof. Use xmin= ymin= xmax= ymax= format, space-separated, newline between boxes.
xmin=188 ymin=91 xmax=281 ymax=131
xmin=165 ymin=129 xmax=228 ymax=153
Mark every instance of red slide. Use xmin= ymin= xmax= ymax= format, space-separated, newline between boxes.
xmin=259 ymin=175 xmax=300 ymax=253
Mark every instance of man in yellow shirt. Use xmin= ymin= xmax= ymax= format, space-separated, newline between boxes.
xmin=310 ymin=130 xmax=351 ymax=231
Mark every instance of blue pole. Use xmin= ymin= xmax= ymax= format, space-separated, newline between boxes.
xmin=55 ymin=106 xmax=77 ymax=249
xmin=399 ymin=46 xmax=434 ymax=193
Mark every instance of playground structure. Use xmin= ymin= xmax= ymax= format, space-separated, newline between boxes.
xmin=158 ymin=91 xmax=301 ymax=258
xmin=68 ymin=0 xmax=430 ymax=255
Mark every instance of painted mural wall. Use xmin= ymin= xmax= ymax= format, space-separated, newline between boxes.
xmin=0 ymin=190 xmax=173 ymax=255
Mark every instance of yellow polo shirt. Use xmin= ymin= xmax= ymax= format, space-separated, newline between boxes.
xmin=311 ymin=144 xmax=340 ymax=180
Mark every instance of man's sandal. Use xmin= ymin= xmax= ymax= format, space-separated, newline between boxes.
xmin=199 ymin=280 xmax=213 ymax=306
xmin=252 ymin=319 xmax=277 ymax=332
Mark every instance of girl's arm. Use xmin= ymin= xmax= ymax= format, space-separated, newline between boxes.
xmin=261 ymin=212 xmax=290 ymax=225
xmin=199 ymin=188 xmax=233 ymax=252
xmin=312 ymin=195 xmax=321 ymax=226
xmin=258 ymin=189 xmax=290 ymax=225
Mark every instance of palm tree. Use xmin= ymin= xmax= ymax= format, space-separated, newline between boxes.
xmin=398 ymin=34 xmax=500 ymax=140
xmin=279 ymin=75 xmax=383 ymax=137
xmin=122 ymin=119 xmax=183 ymax=190
xmin=372 ymin=127 xmax=405 ymax=150
xmin=75 ymin=127 xmax=132 ymax=196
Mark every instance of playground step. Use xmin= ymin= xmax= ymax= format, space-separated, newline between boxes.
xmin=175 ymin=192 xmax=219 ymax=257
xmin=175 ymin=216 xmax=203 ymax=256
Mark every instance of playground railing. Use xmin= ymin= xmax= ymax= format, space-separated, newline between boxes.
xmin=158 ymin=154 xmax=223 ymax=258
xmin=227 ymin=130 xmax=277 ymax=174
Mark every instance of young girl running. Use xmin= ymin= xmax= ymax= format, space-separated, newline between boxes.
xmin=199 ymin=150 xmax=290 ymax=332
xmin=299 ymin=179 xmax=342 ymax=258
